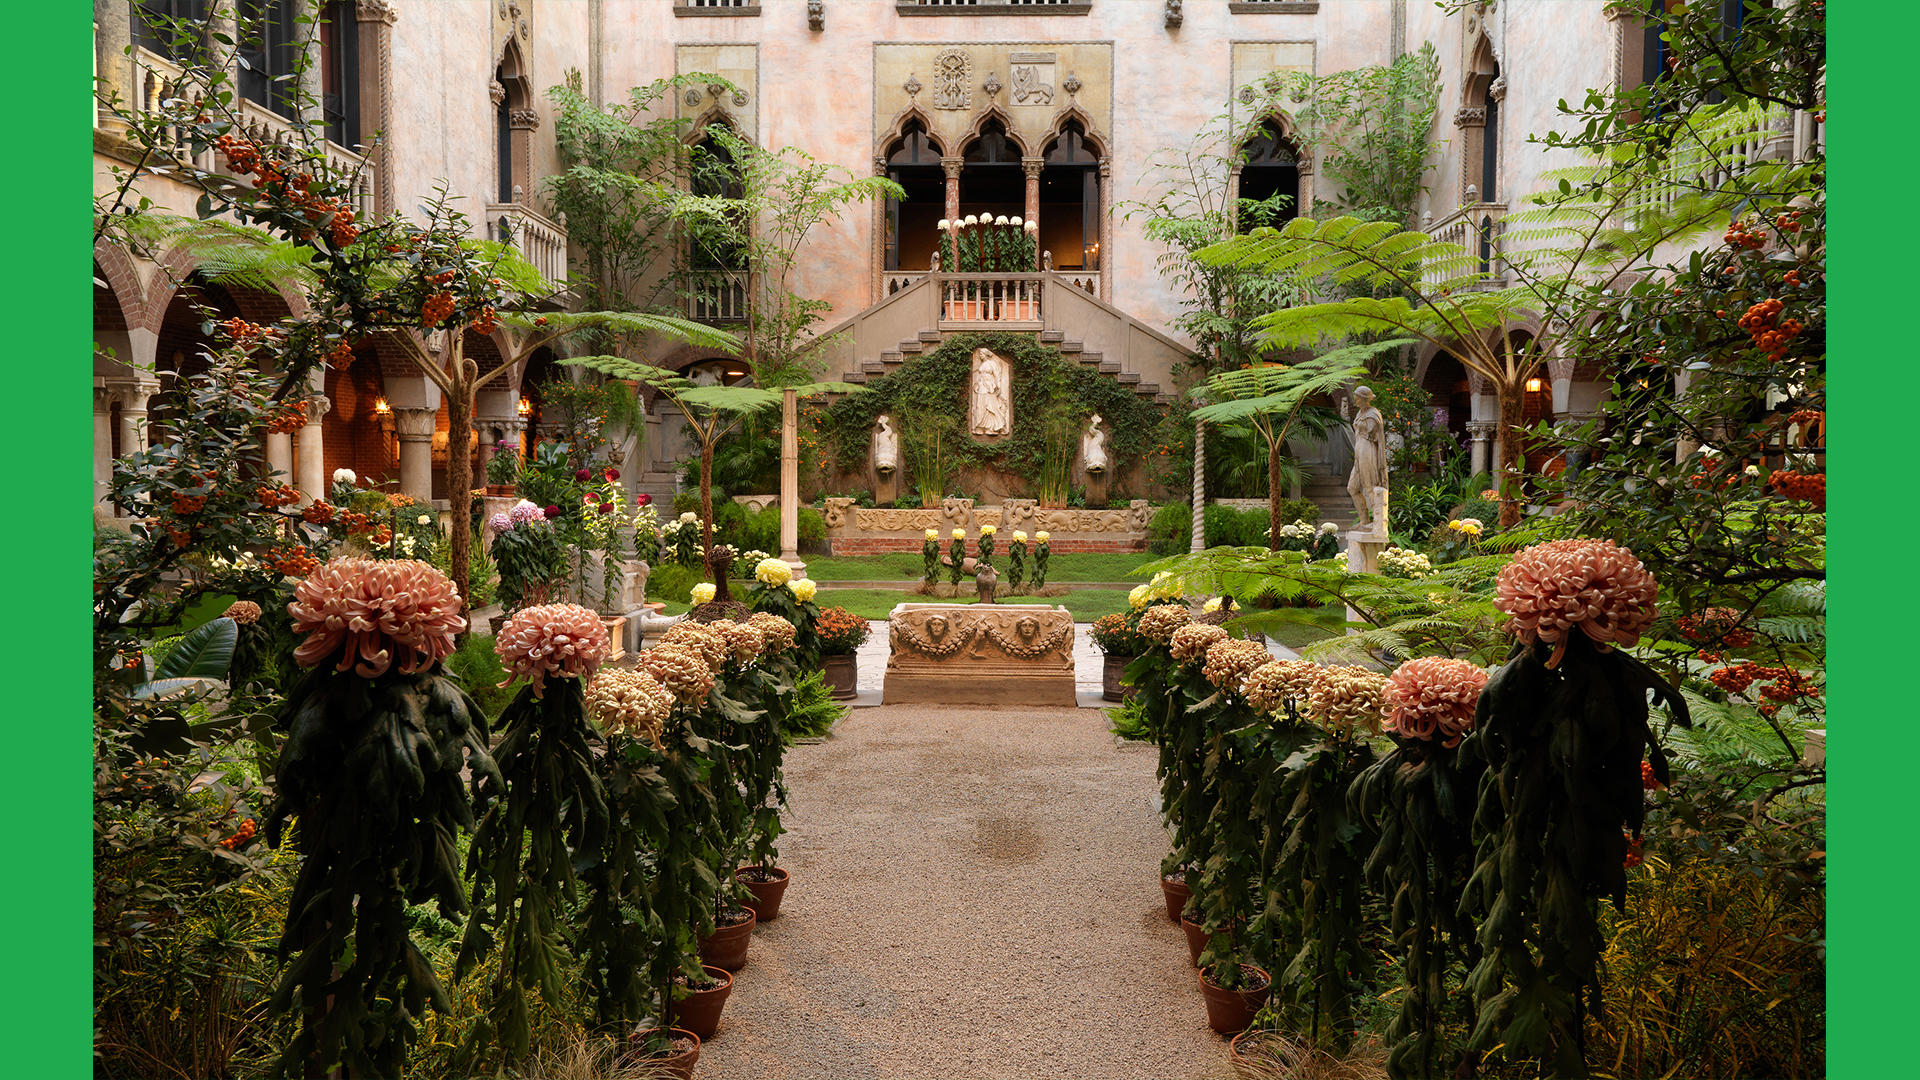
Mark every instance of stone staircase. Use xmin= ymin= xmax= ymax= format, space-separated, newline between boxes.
xmin=1302 ymin=470 xmax=1358 ymax=532
xmin=835 ymin=326 xmax=1172 ymax=405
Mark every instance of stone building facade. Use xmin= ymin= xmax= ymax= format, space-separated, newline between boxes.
xmin=92 ymin=1 xmax=1806 ymax=517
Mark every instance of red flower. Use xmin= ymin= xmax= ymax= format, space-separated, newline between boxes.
xmin=545 ymin=504 xmax=562 ymax=518
xmin=604 ymin=468 xmax=620 ymax=482
xmin=636 ymin=493 xmax=653 ymax=506
xmin=575 ymin=468 xmax=592 ymax=481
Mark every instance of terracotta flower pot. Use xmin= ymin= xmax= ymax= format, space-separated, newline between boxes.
xmin=736 ymin=865 xmax=790 ymax=922
xmin=1103 ymin=653 xmax=1137 ymax=702
xmin=1199 ymin=964 xmax=1272 ymax=1036
xmin=1161 ymin=872 xmax=1191 ymax=922
xmin=1228 ymin=1028 xmax=1288 ymax=1076
xmin=484 ymin=483 xmax=515 ymax=497
xmin=697 ymin=906 xmax=757 ymax=972
xmin=1180 ymin=916 xmax=1209 ymax=967
xmin=625 ymin=1027 xmax=700 ymax=1079
xmin=668 ymin=965 xmax=733 ymax=1040
xmin=823 ymin=653 xmax=858 ymax=700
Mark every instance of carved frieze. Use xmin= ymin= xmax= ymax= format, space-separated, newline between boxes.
xmin=932 ymin=49 xmax=972 ymax=110
xmin=829 ymin=502 xmax=1154 ymax=537
xmin=882 ymin=604 xmax=1077 ymax=706
xmin=822 ymin=496 xmax=857 ymax=529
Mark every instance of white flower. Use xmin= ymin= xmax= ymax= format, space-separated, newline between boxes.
xmin=332 ymin=468 xmax=356 ymax=485
xmin=680 ymin=511 xmax=698 ymax=524
xmin=995 ymin=215 xmax=1010 ymax=226
xmin=1012 ymin=530 xmax=1028 ymax=543
xmin=1744 ymin=464 xmax=1762 ymax=476
xmin=1320 ymin=522 xmax=1339 ymax=535
xmin=1128 ymin=584 xmax=1150 ymax=609
xmin=925 ymin=528 xmax=940 ymax=541
xmin=1010 ymin=215 xmax=1023 ymax=227
xmin=417 ymin=514 xmax=432 ymax=526
xmin=1203 ymin=597 xmax=1223 ymax=613
xmin=690 ymin=582 xmax=716 ymax=605
xmin=788 ymin=578 xmax=817 ymax=603
xmin=937 ymin=218 xmax=950 ymax=231
xmin=399 ymin=535 xmax=417 ymax=554
xmin=964 ymin=213 xmax=979 ymax=226
xmin=1035 ymin=530 xmax=1050 ymax=543
xmin=1280 ymin=524 xmax=1301 ymax=538
xmin=1024 ymin=220 xmax=1038 ymax=234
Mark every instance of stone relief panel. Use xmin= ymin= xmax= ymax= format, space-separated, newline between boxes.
xmin=676 ymin=44 xmax=759 ymax=137
xmin=875 ymin=42 xmax=1112 ymax=158
xmin=1229 ymin=41 xmax=1316 ymax=125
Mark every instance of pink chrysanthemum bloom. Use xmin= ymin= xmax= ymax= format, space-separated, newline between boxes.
xmin=494 ymin=603 xmax=610 ymax=695
xmin=223 ymin=600 xmax=262 ymax=625
xmin=1383 ymin=657 xmax=1489 ymax=748
xmin=713 ymin=619 xmax=767 ymax=668
xmin=1138 ymin=604 xmax=1193 ymax=645
xmin=1242 ymin=660 xmax=1323 ymax=717
xmin=1495 ymin=538 xmax=1659 ymax=667
xmin=748 ymin=612 xmax=797 ymax=653
xmin=289 ymin=557 xmax=465 ymax=678
xmin=1307 ymin=665 xmax=1390 ymax=740
xmin=1169 ymin=622 xmax=1228 ymax=664
xmin=585 ymin=667 xmax=674 ymax=748
xmin=638 ymin=644 xmax=715 ymax=705
xmin=662 ymin=621 xmax=729 ymax=673
xmin=1203 ymin=638 xmax=1271 ymax=693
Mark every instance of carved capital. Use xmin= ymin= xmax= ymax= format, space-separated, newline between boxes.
xmin=356 ymin=0 xmax=399 ymax=25
xmin=1453 ymin=106 xmax=1487 ymax=129
xmin=108 ymin=377 xmax=162 ymax=413
xmin=1465 ymin=421 xmax=1499 ymax=439
xmin=394 ymin=408 xmax=438 ymax=440
xmin=302 ymin=395 xmax=334 ymax=424
xmin=1022 ymin=156 xmax=1045 ymax=179
xmin=941 ymin=156 xmax=964 ymax=180
xmin=508 ymin=107 xmax=542 ymax=130
xmin=1488 ymin=76 xmax=1507 ymax=103
xmin=489 ymin=79 xmax=506 ymax=107
xmin=808 ymin=0 xmax=825 ymax=32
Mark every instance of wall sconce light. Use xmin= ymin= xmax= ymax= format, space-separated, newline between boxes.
xmin=516 ymin=395 xmax=533 ymax=416
xmin=1525 ymin=378 xmax=1544 ymax=393
xmin=373 ymin=397 xmax=391 ymax=415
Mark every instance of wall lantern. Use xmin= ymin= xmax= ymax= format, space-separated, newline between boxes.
xmin=516 ymin=395 xmax=533 ymax=416
xmin=373 ymin=397 xmax=391 ymax=415
xmin=1525 ymin=377 xmax=1544 ymax=393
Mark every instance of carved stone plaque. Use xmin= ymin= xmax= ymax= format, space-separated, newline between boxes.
xmin=931 ymin=49 xmax=972 ymax=110
xmin=882 ymin=603 xmax=1077 ymax=706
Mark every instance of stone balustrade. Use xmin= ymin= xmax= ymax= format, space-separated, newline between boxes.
xmin=821 ymin=497 xmax=1153 ymax=554
xmin=1426 ymin=202 xmax=1507 ymax=292
xmin=486 ymin=202 xmax=570 ymax=290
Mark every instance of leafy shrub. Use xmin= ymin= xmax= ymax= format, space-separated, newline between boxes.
xmin=741 ymin=506 xmax=781 ymax=554
xmin=670 ymin=490 xmax=702 ymax=516
xmin=797 ymin=507 xmax=826 ymax=553
xmin=645 ymin=562 xmax=703 ymax=604
xmin=1105 ymin=693 xmax=1153 ymax=742
xmin=780 ymin=669 xmax=846 ymax=742
xmin=1450 ymin=495 xmax=1500 ymax=527
xmin=1203 ymin=504 xmax=1246 ymax=548
xmin=1148 ymin=501 xmax=1193 ymax=555
xmin=1276 ymin=497 xmax=1321 ymax=526
xmin=712 ymin=499 xmax=749 ymax=547
xmin=444 ymin=631 xmax=523 ymax=720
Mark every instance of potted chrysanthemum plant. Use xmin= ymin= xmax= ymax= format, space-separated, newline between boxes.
xmin=457 ymin=603 xmax=612 ymax=1064
xmin=1090 ymin=610 xmax=1150 ymax=702
xmin=1006 ymin=530 xmax=1029 ymax=590
xmin=1261 ymin=663 xmax=1387 ymax=1051
xmin=1458 ymin=538 xmax=1690 ymax=1077
xmin=265 ymin=557 xmax=499 ymax=1079
xmin=1032 ymin=530 xmax=1052 ymax=587
xmin=948 ymin=528 xmax=966 ymax=587
xmin=1349 ymin=657 xmax=1489 ymax=1079
xmin=734 ymin=606 xmax=803 ymax=921
xmin=748 ymin=567 xmax=823 ymax=666
xmin=815 ymin=605 xmax=870 ymax=701
xmin=1188 ymin=634 xmax=1285 ymax=1035
xmin=922 ymin=528 xmax=942 ymax=586
xmin=1128 ymin=604 xmax=1201 ymax=918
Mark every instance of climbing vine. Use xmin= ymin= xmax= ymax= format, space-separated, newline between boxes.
xmin=821 ymin=332 xmax=1162 ymax=490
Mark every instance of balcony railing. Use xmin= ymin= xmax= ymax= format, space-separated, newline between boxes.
xmin=885 ymin=271 xmax=927 ymax=296
xmin=486 ymin=203 xmax=569 ymax=289
xmin=1625 ymin=101 xmax=1793 ymax=228
xmin=1426 ymin=203 xmax=1507 ymax=291
xmin=1057 ymin=272 xmax=1099 ymax=296
xmin=936 ymin=273 xmax=1044 ymax=330
xmin=688 ymin=270 xmax=750 ymax=323
xmin=130 ymin=47 xmax=376 ymax=218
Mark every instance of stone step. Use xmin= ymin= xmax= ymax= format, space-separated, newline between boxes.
xmin=1058 ymin=339 xmax=1084 ymax=354
xmin=840 ymin=371 xmax=868 ymax=384
xmin=898 ymin=340 xmax=924 ymax=354
xmin=1099 ymin=361 xmax=1122 ymax=374
xmin=861 ymin=360 xmax=887 ymax=374
xmin=918 ymin=329 xmax=943 ymax=343
xmin=1038 ymin=329 xmax=1065 ymax=344
xmin=1135 ymin=382 xmax=1159 ymax=396
xmin=879 ymin=349 xmax=902 ymax=364
xmin=1116 ymin=371 xmax=1141 ymax=385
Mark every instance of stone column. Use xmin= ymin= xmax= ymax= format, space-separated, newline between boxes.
xmin=93 ymin=0 xmax=131 ymax=133
xmin=115 ymin=379 xmax=158 ymax=459
xmin=779 ymin=387 xmax=806 ymax=577
xmin=266 ymin=430 xmax=294 ymax=483
xmin=873 ymin=154 xmax=889 ymax=304
xmin=295 ymin=395 xmax=332 ymax=501
xmin=1466 ymin=421 xmax=1495 ymax=478
xmin=941 ymin=157 xmax=963 ymax=223
xmin=1097 ymin=158 xmax=1113 ymax=301
xmin=1547 ymin=356 xmax=1576 ymax=417
xmin=1673 ymin=367 xmax=1700 ymax=462
xmin=355 ymin=0 xmax=400 ymax=214
xmin=394 ymin=407 xmax=436 ymax=503
xmin=1022 ymin=157 xmax=1043 ymax=268
xmin=93 ymin=379 xmax=116 ymax=513
xmin=1189 ymin=420 xmax=1206 ymax=554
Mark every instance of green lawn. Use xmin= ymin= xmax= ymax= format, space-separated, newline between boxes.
xmin=811 ymin=586 xmax=1137 ymax=622
xmin=803 ymin=551 xmax=1161 ymax=583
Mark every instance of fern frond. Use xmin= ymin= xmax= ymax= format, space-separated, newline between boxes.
xmin=119 ymin=212 xmax=321 ymax=295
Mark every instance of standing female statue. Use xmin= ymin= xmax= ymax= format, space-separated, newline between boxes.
xmin=1347 ymin=386 xmax=1389 ymax=532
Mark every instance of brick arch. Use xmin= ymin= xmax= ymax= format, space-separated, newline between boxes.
xmin=93 ymin=241 xmax=144 ymax=332
xmin=323 ymin=346 xmax=394 ymax=486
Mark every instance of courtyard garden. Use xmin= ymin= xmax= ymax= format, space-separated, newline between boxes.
xmin=84 ymin=3 xmax=1826 ymax=1079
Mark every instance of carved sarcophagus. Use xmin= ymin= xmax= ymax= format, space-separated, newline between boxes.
xmin=881 ymin=603 xmax=1077 ymax=706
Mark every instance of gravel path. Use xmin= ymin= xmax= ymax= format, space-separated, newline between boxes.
xmin=697 ymin=705 xmax=1241 ymax=1080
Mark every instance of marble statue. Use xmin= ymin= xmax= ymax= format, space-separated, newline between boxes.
xmin=1347 ymin=386 xmax=1389 ymax=533
xmin=873 ymin=413 xmax=899 ymax=473
xmin=1081 ymin=413 xmax=1108 ymax=473
xmin=969 ymin=349 xmax=1012 ymax=436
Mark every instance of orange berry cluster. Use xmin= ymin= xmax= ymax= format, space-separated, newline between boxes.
xmin=471 ymin=305 xmax=499 ymax=335
xmin=165 ymin=524 xmax=194 ymax=547
xmin=1768 ymin=469 xmax=1825 ymax=511
xmin=255 ymin=483 xmax=301 ymax=510
xmin=1676 ymin=607 xmax=1755 ymax=647
xmin=264 ymin=406 xmax=307 ymax=435
xmin=214 ymin=136 xmax=357 ymax=246
xmin=219 ymin=317 xmax=271 ymax=346
xmin=324 ymin=341 xmax=355 ymax=368
xmin=1622 ymin=832 xmax=1645 ymax=869
xmin=1774 ymin=209 xmax=1805 ymax=235
xmin=368 ymin=525 xmax=394 ymax=546
xmin=219 ymin=818 xmax=257 ymax=850
xmin=267 ymin=544 xmax=320 ymax=577
xmin=1708 ymin=662 xmax=1821 ymax=703
xmin=422 ymin=291 xmax=456 ymax=325
xmin=1723 ymin=217 xmax=1767 ymax=251
xmin=1737 ymin=298 xmax=1803 ymax=360
xmin=171 ymin=493 xmax=207 ymax=516
xmin=1641 ymin=759 xmax=1663 ymax=790
xmin=302 ymin=500 xmax=336 ymax=524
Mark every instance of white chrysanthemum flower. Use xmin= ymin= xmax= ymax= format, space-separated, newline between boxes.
xmin=1010 ymin=215 xmax=1023 ymax=227
xmin=964 ymin=213 xmax=979 ymax=226
xmin=936 ymin=218 xmax=950 ymax=231
xmin=1024 ymin=220 xmax=1039 ymax=233
xmin=995 ymin=215 xmax=1010 ymax=226
xmin=417 ymin=514 xmax=432 ymax=526
xmin=332 ymin=468 xmax=356 ymax=484
xmin=1320 ymin=522 xmax=1338 ymax=534
xmin=680 ymin=511 xmax=698 ymax=524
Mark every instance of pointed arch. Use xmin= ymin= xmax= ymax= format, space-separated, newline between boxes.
xmin=1038 ymin=105 xmax=1109 ymax=161
xmin=959 ymin=106 xmax=1031 ymax=160
xmin=877 ymin=104 xmax=949 ymax=161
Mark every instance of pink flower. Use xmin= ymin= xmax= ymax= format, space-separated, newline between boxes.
xmin=586 ymin=667 xmax=673 ymax=746
xmin=638 ymin=644 xmax=715 ymax=705
xmin=748 ymin=612 xmax=797 ymax=653
xmin=1243 ymin=660 xmax=1322 ymax=716
xmin=1383 ymin=657 xmax=1489 ymax=747
xmin=1169 ymin=622 xmax=1227 ymax=664
xmin=576 ymin=468 xmax=592 ymax=481
xmin=1495 ymin=538 xmax=1658 ymax=667
xmin=1138 ymin=604 xmax=1192 ymax=645
xmin=222 ymin=600 xmax=262 ymax=625
xmin=288 ymin=557 xmax=465 ymax=678
xmin=494 ymin=603 xmax=610 ymax=695
xmin=1202 ymin=639 xmax=1270 ymax=693
xmin=661 ymin=621 xmax=729 ymax=673
xmin=1307 ymin=665 xmax=1390 ymax=740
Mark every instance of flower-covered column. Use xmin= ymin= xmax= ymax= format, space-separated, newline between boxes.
xmin=295 ymin=394 xmax=332 ymax=502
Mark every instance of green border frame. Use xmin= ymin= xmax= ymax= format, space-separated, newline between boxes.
xmin=18 ymin=3 xmax=1888 ymax=1076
